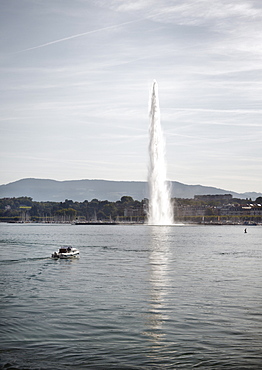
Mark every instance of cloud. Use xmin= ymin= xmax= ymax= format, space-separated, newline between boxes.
xmin=102 ymin=0 xmax=262 ymax=23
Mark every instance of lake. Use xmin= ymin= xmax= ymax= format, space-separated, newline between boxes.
xmin=0 ymin=223 xmax=261 ymax=369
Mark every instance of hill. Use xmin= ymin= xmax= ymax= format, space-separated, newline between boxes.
xmin=0 ymin=178 xmax=261 ymax=202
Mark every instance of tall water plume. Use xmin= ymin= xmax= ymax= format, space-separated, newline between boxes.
xmin=147 ymin=80 xmax=174 ymax=225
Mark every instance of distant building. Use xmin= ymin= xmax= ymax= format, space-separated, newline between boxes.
xmin=251 ymin=205 xmax=262 ymax=216
xmin=194 ymin=194 xmax=232 ymax=202
xmin=219 ymin=203 xmax=262 ymax=217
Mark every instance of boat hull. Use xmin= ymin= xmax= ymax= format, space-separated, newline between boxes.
xmin=52 ymin=253 xmax=79 ymax=259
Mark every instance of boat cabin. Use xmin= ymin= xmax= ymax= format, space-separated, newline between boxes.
xmin=59 ymin=247 xmax=72 ymax=253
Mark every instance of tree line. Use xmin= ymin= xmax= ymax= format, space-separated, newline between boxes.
xmin=0 ymin=196 xmax=146 ymax=222
xmin=0 ymin=196 xmax=261 ymax=223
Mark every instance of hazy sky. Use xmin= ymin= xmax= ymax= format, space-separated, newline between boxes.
xmin=1 ymin=0 xmax=261 ymax=193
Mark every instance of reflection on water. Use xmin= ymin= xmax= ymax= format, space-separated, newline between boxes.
xmin=145 ymin=226 xmax=172 ymax=344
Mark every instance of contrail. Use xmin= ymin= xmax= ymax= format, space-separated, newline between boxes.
xmin=16 ymin=18 xmax=143 ymax=53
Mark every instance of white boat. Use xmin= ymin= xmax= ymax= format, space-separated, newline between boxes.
xmin=51 ymin=247 xmax=79 ymax=259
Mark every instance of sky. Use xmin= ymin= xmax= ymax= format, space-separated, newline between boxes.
xmin=0 ymin=0 xmax=261 ymax=194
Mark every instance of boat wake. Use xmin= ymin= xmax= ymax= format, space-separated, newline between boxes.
xmin=0 ymin=256 xmax=52 ymax=265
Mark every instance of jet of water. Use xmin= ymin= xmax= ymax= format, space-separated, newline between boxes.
xmin=147 ymin=80 xmax=174 ymax=225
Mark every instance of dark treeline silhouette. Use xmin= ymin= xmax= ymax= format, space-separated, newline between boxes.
xmin=0 ymin=196 xmax=146 ymax=222
xmin=1 ymin=196 xmax=261 ymax=223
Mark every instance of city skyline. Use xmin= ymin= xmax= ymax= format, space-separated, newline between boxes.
xmin=0 ymin=0 xmax=262 ymax=193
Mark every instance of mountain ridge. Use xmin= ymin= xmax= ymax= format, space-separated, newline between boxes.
xmin=0 ymin=178 xmax=261 ymax=202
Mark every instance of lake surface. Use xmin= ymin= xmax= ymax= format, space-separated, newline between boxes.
xmin=0 ymin=223 xmax=261 ymax=369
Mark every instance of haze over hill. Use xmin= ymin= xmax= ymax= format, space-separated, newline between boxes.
xmin=0 ymin=179 xmax=261 ymax=202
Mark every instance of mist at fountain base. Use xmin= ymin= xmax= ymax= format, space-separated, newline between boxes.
xmin=147 ymin=178 xmax=174 ymax=226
